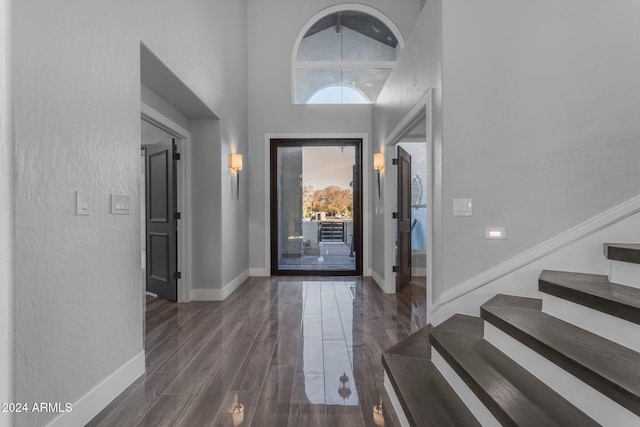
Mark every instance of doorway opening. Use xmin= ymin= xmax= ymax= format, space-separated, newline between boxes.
xmin=394 ymin=141 xmax=428 ymax=324
xmin=382 ymin=89 xmax=435 ymax=326
xmin=270 ymin=139 xmax=363 ymax=275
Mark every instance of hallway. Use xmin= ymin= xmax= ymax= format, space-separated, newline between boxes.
xmin=88 ymin=277 xmax=425 ymax=426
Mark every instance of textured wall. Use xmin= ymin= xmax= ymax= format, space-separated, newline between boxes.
xmin=12 ymin=1 xmax=248 ymax=426
xmin=373 ymin=0 xmax=640 ymax=307
xmin=247 ymin=0 xmax=422 ymax=273
xmin=440 ymin=0 xmax=640 ymax=291
xmin=1 ymin=0 xmax=14 ymax=425
xmin=371 ymin=0 xmax=443 ymax=286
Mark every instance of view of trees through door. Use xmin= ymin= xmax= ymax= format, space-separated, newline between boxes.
xmin=271 ymin=139 xmax=362 ymax=275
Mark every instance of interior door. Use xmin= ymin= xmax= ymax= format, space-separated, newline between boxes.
xmin=145 ymin=139 xmax=178 ymax=301
xmin=396 ymin=146 xmax=412 ymax=291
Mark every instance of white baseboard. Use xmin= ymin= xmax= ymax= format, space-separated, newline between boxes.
xmin=47 ymin=351 xmax=145 ymax=427
xmin=190 ymin=288 xmax=223 ymax=301
xmin=191 ymin=269 xmax=250 ymax=301
xmin=370 ymin=269 xmax=385 ymax=291
xmin=434 ymin=194 xmax=640 ymax=320
xmin=249 ymin=267 xmax=270 ymax=277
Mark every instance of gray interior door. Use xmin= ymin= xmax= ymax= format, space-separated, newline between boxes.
xmin=396 ymin=146 xmax=412 ymax=291
xmin=145 ymin=139 xmax=178 ymax=301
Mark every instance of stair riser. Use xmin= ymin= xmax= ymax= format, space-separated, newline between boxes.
xmin=542 ymin=294 xmax=640 ymax=353
xmin=431 ymin=348 xmax=501 ymax=427
xmin=609 ymin=260 xmax=640 ymax=289
xmin=484 ymin=321 xmax=639 ymax=426
xmin=383 ymin=371 xmax=411 ymax=427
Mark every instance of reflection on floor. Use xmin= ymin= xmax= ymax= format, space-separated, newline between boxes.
xmin=396 ymin=276 xmax=427 ymax=332
xmin=88 ymin=276 xmax=426 ymax=427
xmin=278 ymin=242 xmax=356 ymax=271
xmin=301 ymin=281 xmax=358 ymax=406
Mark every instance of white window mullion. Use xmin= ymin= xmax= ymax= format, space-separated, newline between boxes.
xmin=294 ymin=60 xmax=396 ymax=70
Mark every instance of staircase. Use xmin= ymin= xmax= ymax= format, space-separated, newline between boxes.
xmin=383 ymin=243 xmax=640 ymax=426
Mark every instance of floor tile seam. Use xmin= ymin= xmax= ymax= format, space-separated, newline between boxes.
xmin=145 ymin=307 xmax=230 ymax=368
xmin=90 ymin=378 xmax=149 ymax=427
xmin=98 ymin=280 xmax=265 ymax=426
xmin=144 ymin=308 xmax=224 ymax=355
xmin=152 ymin=317 xmax=246 ymax=395
xmin=133 ymin=392 xmax=196 ymax=427
xmin=145 ymin=301 xmax=173 ymax=319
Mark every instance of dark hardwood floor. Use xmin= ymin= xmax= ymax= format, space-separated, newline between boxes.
xmin=88 ymin=276 xmax=425 ymax=426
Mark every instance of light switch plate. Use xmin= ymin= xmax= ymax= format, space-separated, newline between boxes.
xmin=453 ymin=198 xmax=472 ymax=216
xmin=111 ymin=194 xmax=131 ymax=215
xmin=76 ymin=191 xmax=90 ymax=216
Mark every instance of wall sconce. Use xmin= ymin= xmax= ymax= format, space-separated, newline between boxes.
xmin=229 ymin=153 xmax=243 ymax=200
xmin=373 ymin=152 xmax=385 ymax=199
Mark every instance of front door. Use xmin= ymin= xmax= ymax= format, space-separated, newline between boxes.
xmin=396 ymin=146 xmax=412 ymax=291
xmin=270 ymin=139 xmax=363 ymax=275
xmin=145 ymin=139 xmax=178 ymax=301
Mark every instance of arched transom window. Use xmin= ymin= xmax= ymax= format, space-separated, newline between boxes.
xmin=293 ymin=6 xmax=404 ymax=104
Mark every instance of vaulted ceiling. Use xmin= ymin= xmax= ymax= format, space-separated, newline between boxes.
xmin=303 ymin=11 xmax=398 ymax=48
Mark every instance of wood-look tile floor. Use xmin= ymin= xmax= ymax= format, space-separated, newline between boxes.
xmin=88 ymin=276 xmax=426 ymax=427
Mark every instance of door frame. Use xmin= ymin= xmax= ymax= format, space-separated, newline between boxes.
xmin=141 ymin=102 xmax=193 ymax=302
xmin=262 ymin=133 xmax=371 ymax=277
xmin=269 ymin=138 xmax=363 ymax=276
xmin=382 ymin=89 xmax=440 ymax=321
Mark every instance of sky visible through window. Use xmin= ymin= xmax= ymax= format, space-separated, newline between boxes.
xmin=307 ymin=85 xmax=369 ymax=104
xmin=302 ymin=146 xmax=355 ymax=190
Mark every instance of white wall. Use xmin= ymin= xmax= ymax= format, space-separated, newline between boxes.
xmin=0 ymin=0 xmax=13 ymax=425
xmin=440 ymin=0 xmax=640 ymax=293
xmin=141 ymin=85 xmax=189 ymax=131
xmin=372 ymin=0 xmax=443 ymax=285
xmin=373 ymin=0 xmax=640 ymax=307
xmin=12 ymin=1 xmax=248 ymax=425
xmin=247 ymin=0 xmax=422 ymax=273
xmin=190 ymin=119 xmax=222 ymax=290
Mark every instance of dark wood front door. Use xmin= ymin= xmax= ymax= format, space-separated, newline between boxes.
xmin=396 ymin=146 xmax=412 ymax=291
xmin=145 ymin=139 xmax=178 ymax=301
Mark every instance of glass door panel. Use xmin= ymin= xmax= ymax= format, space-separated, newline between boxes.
xmin=271 ymin=140 xmax=361 ymax=275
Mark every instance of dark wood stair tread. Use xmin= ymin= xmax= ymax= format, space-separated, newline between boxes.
xmin=384 ymin=325 xmax=431 ymax=359
xmin=429 ymin=314 xmax=598 ymax=427
xmin=604 ymin=243 xmax=640 ymax=264
xmin=539 ymin=270 xmax=640 ymax=325
xmin=382 ymin=328 xmax=480 ymax=427
xmin=481 ymin=294 xmax=640 ymax=416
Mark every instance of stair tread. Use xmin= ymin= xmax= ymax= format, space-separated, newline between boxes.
xmin=430 ymin=314 xmax=599 ymax=427
xmin=604 ymin=243 xmax=640 ymax=264
xmin=382 ymin=350 xmax=480 ymax=427
xmin=482 ymin=294 xmax=640 ymax=416
xmin=385 ymin=325 xmax=431 ymax=359
xmin=539 ymin=270 xmax=640 ymax=324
